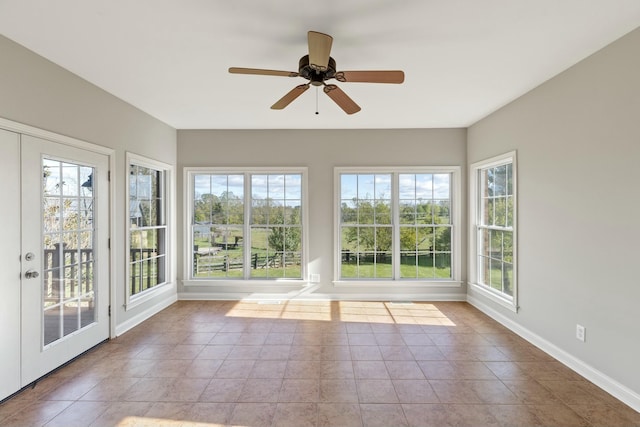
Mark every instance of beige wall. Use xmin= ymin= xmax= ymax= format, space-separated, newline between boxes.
xmin=0 ymin=35 xmax=178 ymax=330
xmin=177 ymin=128 xmax=467 ymax=299
xmin=468 ymin=27 xmax=640 ymax=400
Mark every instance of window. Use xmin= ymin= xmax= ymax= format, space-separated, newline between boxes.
xmin=126 ymin=154 xmax=171 ymax=304
xmin=187 ymin=168 xmax=306 ymax=281
xmin=470 ymin=152 xmax=517 ymax=310
xmin=336 ymin=167 xmax=460 ymax=283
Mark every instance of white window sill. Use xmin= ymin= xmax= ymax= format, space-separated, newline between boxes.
xmin=467 ymin=282 xmax=518 ymax=313
xmin=126 ymin=281 xmax=175 ymax=311
xmin=182 ymin=279 xmax=308 ymax=288
xmin=333 ymin=280 xmax=463 ymax=288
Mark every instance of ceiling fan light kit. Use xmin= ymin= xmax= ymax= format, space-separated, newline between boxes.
xmin=229 ymin=31 xmax=405 ymax=114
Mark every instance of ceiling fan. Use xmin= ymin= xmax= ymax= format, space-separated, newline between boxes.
xmin=229 ymin=31 xmax=405 ymax=114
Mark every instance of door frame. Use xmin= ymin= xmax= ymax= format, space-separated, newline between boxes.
xmin=0 ymin=117 xmax=117 ymax=339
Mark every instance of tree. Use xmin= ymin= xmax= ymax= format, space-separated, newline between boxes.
xmin=267 ymin=205 xmax=301 ymax=265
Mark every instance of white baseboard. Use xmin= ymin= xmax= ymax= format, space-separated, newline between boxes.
xmin=467 ymin=294 xmax=640 ymax=413
xmin=178 ymin=291 xmax=467 ymax=302
xmin=115 ymin=292 xmax=178 ymax=337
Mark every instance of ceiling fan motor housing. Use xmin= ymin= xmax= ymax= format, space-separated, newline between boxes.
xmin=299 ymin=55 xmax=336 ymax=86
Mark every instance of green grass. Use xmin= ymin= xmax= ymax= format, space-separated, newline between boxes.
xmin=340 ymin=261 xmax=451 ymax=279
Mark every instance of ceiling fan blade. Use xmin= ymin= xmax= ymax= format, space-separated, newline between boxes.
xmin=308 ymin=31 xmax=333 ymax=71
xmin=229 ymin=67 xmax=299 ymax=77
xmin=271 ymin=84 xmax=310 ymax=110
xmin=323 ymin=84 xmax=361 ymax=114
xmin=336 ymin=70 xmax=405 ymax=84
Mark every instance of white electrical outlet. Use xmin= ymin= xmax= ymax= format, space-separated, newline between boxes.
xmin=576 ymin=324 xmax=586 ymax=342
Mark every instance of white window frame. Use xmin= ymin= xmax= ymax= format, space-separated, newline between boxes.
xmin=184 ymin=167 xmax=309 ymax=285
xmin=333 ymin=166 xmax=462 ymax=286
xmin=125 ymin=152 xmax=174 ymax=310
xmin=469 ymin=151 xmax=518 ymax=312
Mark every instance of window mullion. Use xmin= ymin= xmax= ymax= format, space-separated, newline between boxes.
xmin=392 ymin=173 xmax=400 ymax=280
xmin=243 ymin=173 xmax=251 ymax=280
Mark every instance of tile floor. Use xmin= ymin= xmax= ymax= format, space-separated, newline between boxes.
xmin=1 ymin=300 xmax=639 ymax=427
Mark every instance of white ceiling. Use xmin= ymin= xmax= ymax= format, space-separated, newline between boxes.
xmin=1 ymin=1 xmax=639 ymax=130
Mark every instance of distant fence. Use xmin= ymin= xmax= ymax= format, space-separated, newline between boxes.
xmin=341 ymin=250 xmax=450 ymax=267
xmin=194 ymin=250 xmax=300 ymax=274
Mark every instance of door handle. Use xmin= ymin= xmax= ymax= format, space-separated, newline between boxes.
xmin=24 ymin=270 xmax=39 ymax=279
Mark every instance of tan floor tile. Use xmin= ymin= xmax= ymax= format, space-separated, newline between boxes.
xmin=538 ymin=380 xmax=603 ymax=405
xmin=80 ymin=377 xmax=140 ymax=401
xmin=44 ymin=401 xmax=109 ymax=427
xmin=401 ymin=333 xmax=435 ymax=346
xmin=430 ymin=380 xmax=520 ymax=404
xmin=319 ymin=379 xmax=359 ymax=403
xmin=385 ymin=361 xmax=425 ymax=380
xmin=484 ymin=361 xmax=531 ymax=380
xmin=320 ymin=360 xmax=355 ymax=379
xmin=2 ymin=301 xmax=637 ymax=427
xmin=160 ymin=378 xmax=210 ymax=402
xmin=143 ymin=402 xmax=194 ymax=423
xmin=250 ymin=360 xmax=288 ymax=379
xmin=350 ymin=345 xmax=383 ymax=361
xmin=120 ymin=378 xmax=176 ymax=402
xmin=289 ymin=345 xmax=323 ymax=360
xmin=318 ymin=402 xmax=362 ymax=427
xmin=353 ymin=361 xmax=390 ymax=379
xmin=186 ymin=402 xmax=234 ymax=425
xmin=502 ymin=379 xmax=562 ymax=405
xmin=88 ymin=401 xmax=153 ymax=427
xmin=356 ymin=380 xmax=399 ymax=403
xmin=195 ymin=344 xmax=233 ymax=360
xmin=184 ymin=359 xmax=223 ymax=378
xmin=360 ymin=403 xmax=408 ymax=427
xmin=279 ymin=379 xmax=320 ymax=402
xmin=229 ymin=402 xmax=277 ymax=427
xmin=259 ymin=344 xmax=292 ymax=360
xmin=183 ymin=332 xmax=216 ymax=344
xmin=320 ymin=345 xmax=352 ymax=361
xmin=273 ymin=402 xmax=318 ymax=427
xmin=322 ymin=333 xmax=349 ymax=345
xmin=238 ymin=379 xmax=282 ymax=402
xmin=214 ymin=360 xmax=255 ymax=378
xmin=199 ymin=379 xmax=246 ymax=402
xmin=265 ymin=332 xmax=295 ymax=345
xmin=379 ymin=345 xmax=414 ymax=360
xmin=487 ymin=404 xmax=545 ymax=426
xmin=348 ymin=333 xmax=377 ymax=346
xmin=226 ymin=345 xmax=262 ymax=360
xmin=408 ymin=345 xmax=446 ymax=361
xmin=209 ymin=332 xmax=242 ymax=345
xmin=528 ymin=404 xmax=591 ymax=427
xmin=144 ymin=358 xmax=190 ymax=378
xmin=285 ymin=360 xmax=321 ymax=378
xmin=392 ymin=380 xmax=439 ymax=403
xmin=345 ymin=323 xmax=374 ymax=334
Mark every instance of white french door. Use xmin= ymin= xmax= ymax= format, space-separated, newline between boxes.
xmin=20 ymin=134 xmax=110 ymax=385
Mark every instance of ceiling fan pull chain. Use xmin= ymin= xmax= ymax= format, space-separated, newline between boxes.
xmin=315 ymin=86 xmax=319 ymax=115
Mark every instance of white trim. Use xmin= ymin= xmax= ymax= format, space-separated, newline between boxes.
xmin=0 ymin=118 xmax=113 ymax=156
xmin=184 ymin=166 xmax=309 ymax=283
xmin=115 ymin=291 xmax=177 ymax=337
xmin=467 ymin=295 xmax=640 ymax=413
xmin=468 ymin=151 xmax=518 ymax=311
xmin=179 ymin=292 xmax=468 ymax=302
xmin=334 ymin=166 xmax=462 ymax=283
xmin=468 ymin=282 xmax=517 ymax=312
xmin=125 ymin=152 xmax=175 ymax=310
xmin=333 ymin=280 xmax=463 ymax=288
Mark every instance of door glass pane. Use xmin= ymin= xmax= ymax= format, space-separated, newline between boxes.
xmin=42 ymin=159 xmax=96 ymax=347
